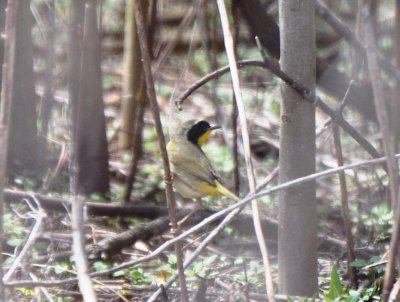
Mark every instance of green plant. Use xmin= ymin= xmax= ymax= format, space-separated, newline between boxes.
xmin=323 ymin=265 xmax=381 ymax=301
xmin=324 ymin=265 xmax=343 ymax=301
xmin=129 ymin=267 xmax=153 ymax=285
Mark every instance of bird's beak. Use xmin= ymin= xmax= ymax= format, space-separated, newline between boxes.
xmin=210 ymin=125 xmax=221 ymax=131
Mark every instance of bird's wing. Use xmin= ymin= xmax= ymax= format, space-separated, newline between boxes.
xmin=167 ymin=139 xmax=219 ymax=186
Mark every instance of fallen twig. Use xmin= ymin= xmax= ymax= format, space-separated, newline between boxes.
xmin=3 ymin=194 xmax=45 ymax=282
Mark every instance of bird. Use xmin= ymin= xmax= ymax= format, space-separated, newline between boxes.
xmin=167 ymin=120 xmax=240 ymax=206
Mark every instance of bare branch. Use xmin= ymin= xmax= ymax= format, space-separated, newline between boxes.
xmin=216 ymin=0 xmax=275 ymax=300
xmin=332 ymin=125 xmax=358 ymax=287
xmin=315 ymin=0 xmax=400 ymax=81
xmin=177 ymin=53 xmax=381 ymax=160
xmin=3 ymin=194 xmax=45 ymax=282
xmin=4 ymin=153 xmax=395 ymax=289
xmin=361 ymin=0 xmax=400 ymax=299
xmin=134 ymin=0 xmax=188 ymax=300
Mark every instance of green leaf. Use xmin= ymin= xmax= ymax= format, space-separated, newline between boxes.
xmin=369 ymin=256 xmax=381 ymax=264
xmin=112 ymin=270 xmax=126 ymax=277
xmin=7 ymin=238 xmax=22 ymax=247
xmin=270 ymin=99 xmax=281 ymax=114
xmin=324 ymin=265 xmax=343 ymax=301
xmin=54 ymin=262 xmax=70 ymax=274
xmin=13 ymin=226 xmax=26 ymax=236
xmin=93 ymin=261 xmax=109 ymax=271
xmin=346 ymin=290 xmax=360 ymax=302
xmin=168 ymin=255 xmax=177 ymax=265
xmin=351 ymin=258 xmax=367 ymax=268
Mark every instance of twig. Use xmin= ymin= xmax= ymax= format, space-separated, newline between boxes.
xmin=90 ymin=153 xmax=394 ymax=278
xmin=134 ymin=1 xmax=188 ymax=300
xmin=40 ymin=141 xmax=67 ymax=193
xmin=362 ymin=2 xmax=398 ymax=210
xmin=147 ymin=165 xmax=280 ymax=302
xmin=38 ymin=0 xmax=55 ymax=138
xmin=147 ymin=203 xmax=246 ymax=302
xmin=153 ymin=6 xmax=195 ymax=74
xmin=332 ymin=122 xmax=358 ymax=288
xmin=242 ymin=260 xmax=251 ymax=302
xmin=231 ymin=95 xmax=240 ymax=195
xmin=361 ymin=0 xmax=400 ymax=299
xmin=194 ymin=0 xmax=231 ymax=148
xmin=148 ymin=172 xmax=346 ymax=302
xmin=176 ymin=60 xmax=265 ymax=105
xmin=231 ymin=3 xmax=240 ymax=195
xmin=5 ymin=154 xmax=397 ymax=289
xmin=3 ymin=194 xmax=45 ymax=282
xmin=389 ymin=278 xmax=400 ymax=302
xmin=315 ymin=0 xmax=400 ymax=81
xmin=216 ymin=1 xmax=275 ymax=301
xmin=331 ymin=81 xmax=358 ymax=288
xmin=176 ymin=57 xmax=381 ymax=160
xmin=256 ymin=39 xmax=381 ymax=161
xmin=91 ymin=278 xmax=130 ymax=302
xmin=29 ymin=273 xmax=54 ymax=302
xmin=168 ymin=7 xmax=200 ymax=124
xmin=123 ymin=94 xmax=146 ymax=202
xmin=256 ymin=166 xmax=279 ymax=192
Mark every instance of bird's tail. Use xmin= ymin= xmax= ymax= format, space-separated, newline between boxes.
xmin=215 ymin=180 xmax=240 ymax=202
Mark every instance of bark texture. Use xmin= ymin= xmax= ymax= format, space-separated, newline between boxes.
xmin=119 ymin=0 xmax=147 ymax=150
xmin=7 ymin=0 xmax=38 ymax=173
xmin=278 ymin=0 xmax=318 ymax=296
xmin=0 ymin=1 xmax=17 ymax=298
xmin=68 ymin=0 xmax=110 ymax=196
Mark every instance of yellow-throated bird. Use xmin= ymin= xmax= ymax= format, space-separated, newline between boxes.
xmin=167 ymin=120 xmax=240 ymax=203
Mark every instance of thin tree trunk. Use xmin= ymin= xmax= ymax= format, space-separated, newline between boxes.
xmin=0 ymin=0 xmax=6 ymax=96
xmin=134 ymin=1 xmax=188 ymax=300
xmin=70 ymin=1 xmax=99 ymax=300
xmin=39 ymin=0 xmax=55 ymax=139
xmin=122 ymin=0 xmax=149 ymax=202
xmin=278 ymin=0 xmax=317 ymax=296
xmin=7 ymin=0 xmax=38 ymax=174
xmin=123 ymin=95 xmax=146 ymax=202
xmin=394 ymin=0 xmax=400 ymax=149
xmin=68 ymin=0 xmax=84 ymax=197
xmin=361 ymin=1 xmax=400 ymax=300
xmin=0 ymin=1 xmax=17 ymax=299
xmin=119 ymin=0 xmax=147 ymax=150
xmin=332 ymin=124 xmax=358 ymax=288
xmin=68 ymin=0 xmax=110 ymax=196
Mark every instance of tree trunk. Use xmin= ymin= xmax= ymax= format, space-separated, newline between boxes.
xmin=7 ymin=0 xmax=38 ymax=174
xmin=234 ymin=0 xmax=377 ymax=122
xmin=119 ymin=0 xmax=147 ymax=150
xmin=394 ymin=0 xmax=400 ymax=149
xmin=278 ymin=0 xmax=318 ymax=296
xmin=0 ymin=1 xmax=17 ymax=298
xmin=0 ymin=0 xmax=6 ymax=95
xmin=68 ymin=0 xmax=110 ymax=196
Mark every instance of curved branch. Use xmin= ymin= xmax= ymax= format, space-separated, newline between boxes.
xmin=177 ymin=57 xmax=381 ymax=159
xmin=315 ymin=0 xmax=400 ymax=81
xmin=4 ymin=153 xmax=391 ymax=289
xmin=176 ymin=60 xmax=267 ymax=105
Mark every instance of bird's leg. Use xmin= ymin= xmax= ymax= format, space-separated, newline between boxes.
xmin=178 ymin=198 xmax=203 ymax=226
